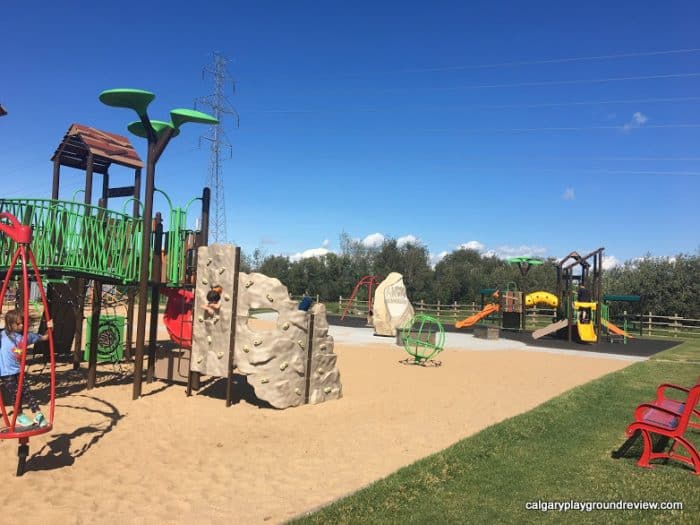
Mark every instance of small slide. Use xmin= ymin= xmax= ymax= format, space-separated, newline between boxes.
xmin=455 ymin=303 xmax=500 ymax=329
xmin=577 ymin=322 xmax=597 ymax=342
xmin=161 ymin=287 xmax=195 ymax=349
xmin=532 ymin=319 xmax=569 ymax=339
xmin=601 ymin=319 xmax=634 ymax=339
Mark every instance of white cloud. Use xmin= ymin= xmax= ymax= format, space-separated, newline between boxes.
xmin=429 ymin=250 xmax=448 ymax=267
xmin=321 ymin=239 xmax=330 ymax=248
xmin=562 ymin=187 xmax=575 ymax=200
xmin=362 ymin=232 xmax=385 ymax=247
xmin=602 ymin=255 xmax=620 ymax=270
xmin=623 ymin=111 xmax=648 ymax=131
xmin=491 ymin=245 xmax=548 ymax=259
xmin=397 ymin=234 xmax=420 ymax=247
xmin=289 ymin=247 xmax=331 ymax=262
xmin=458 ymin=240 xmax=485 ymax=252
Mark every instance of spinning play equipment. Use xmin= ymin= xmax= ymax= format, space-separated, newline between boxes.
xmin=401 ymin=314 xmax=445 ymax=365
xmin=0 ymin=212 xmax=56 ymax=476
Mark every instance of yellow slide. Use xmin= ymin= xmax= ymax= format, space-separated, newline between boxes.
xmin=525 ymin=291 xmax=559 ymax=308
xmin=577 ymin=322 xmax=597 ymax=342
xmin=602 ymin=319 xmax=634 ymax=339
xmin=455 ymin=303 xmax=500 ymax=329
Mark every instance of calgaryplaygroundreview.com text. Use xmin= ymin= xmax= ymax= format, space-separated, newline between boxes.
xmin=525 ymin=500 xmax=684 ymax=513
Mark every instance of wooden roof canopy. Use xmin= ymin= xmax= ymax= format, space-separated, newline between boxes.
xmin=51 ymin=123 xmax=143 ymax=174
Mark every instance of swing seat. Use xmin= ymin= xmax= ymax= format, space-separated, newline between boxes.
xmin=625 ymin=383 xmax=700 ymax=475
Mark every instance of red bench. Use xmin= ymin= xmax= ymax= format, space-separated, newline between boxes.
xmin=624 ymin=383 xmax=700 ymax=475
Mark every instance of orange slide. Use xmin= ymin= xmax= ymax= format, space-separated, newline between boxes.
xmin=602 ymin=319 xmax=634 ymax=339
xmin=455 ymin=303 xmax=500 ymax=329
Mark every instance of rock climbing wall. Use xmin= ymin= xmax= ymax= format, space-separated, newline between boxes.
xmin=235 ymin=272 xmax=342 ymax=409
xmin=190 ymin=244 xmax=237 ymax=378
xmin=373 ymin=272 xmax=415 ymax=336
xmin=190 ymin=244 xmax=342 ymax=409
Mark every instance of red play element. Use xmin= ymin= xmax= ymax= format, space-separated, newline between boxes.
xmin=161 ymin=287 xmax=194 ymax=349
xmin=625 ymin=383 xmax=700 ymax=475
xmin=340 ymin=275 xmax=381 ymax=321
xmin=0 ymin=212 xmax=56 ymax=476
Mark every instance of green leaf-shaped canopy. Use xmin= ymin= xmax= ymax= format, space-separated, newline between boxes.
xmin=127 ymin=120 xmax=180 ymax=139
xmin=99 ymin=89 xmax=155 ymax=117
xmin=170 ymin=108 xmax=219 ymax=129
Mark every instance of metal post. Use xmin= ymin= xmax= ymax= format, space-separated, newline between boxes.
xmin=133 ymin=144 xmax=157 ymax=399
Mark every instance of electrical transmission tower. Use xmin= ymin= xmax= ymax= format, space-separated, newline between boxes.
xmin=196 ymin=52 xmax=239 ymax=242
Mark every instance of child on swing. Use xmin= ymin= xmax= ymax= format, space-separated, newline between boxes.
xmin=0 ymin=309 xmax=49 ymax=427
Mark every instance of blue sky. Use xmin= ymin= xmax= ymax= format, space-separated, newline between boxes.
xmin=1 ymin=1 xmax=699 ymax=269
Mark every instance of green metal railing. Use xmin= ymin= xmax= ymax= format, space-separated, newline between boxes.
xmin=0 ymin=198 xmax=143 ymax=283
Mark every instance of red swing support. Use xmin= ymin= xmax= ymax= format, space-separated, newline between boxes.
xmin=340 ymin=275 xmax=381 ymax=322
xmin=0 ymin=212 xmax=56 ymax=476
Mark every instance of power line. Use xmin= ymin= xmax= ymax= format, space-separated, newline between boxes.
xmin=245 ymin=96 xmax=700 ymax=115
xmin=397 ymin=72 xmax=700 ymax=92
xmin=343 ymin=47 xmax=700 ymax=75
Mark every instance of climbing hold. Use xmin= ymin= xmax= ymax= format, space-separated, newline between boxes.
xmin=317 ymin=367 xmax=324 ymax=374
xmin=297 ymin=340 xmax=305 ymax=349
xmin=217 ymin=351 xmax=224 ymax=359
xmin=266 ymin=294 xmax=274 ymax=302
xmin=282 ymin=322 xmax=290 ymax=330
xmin=319 ymin=344 xmax=326 ymax=351
xmin=224 ymin=294 xmax=231 ymax=301
xmin=207 ymin=335 xmax=212 ymax=344
xmin=243 ymin=345 xmax=250 ymax=353
xmin=212 ymin=316 xmax=219 ymax=325
xmin=279 ymin=361 xmax=288 ymax=371
xmin=206 ymin=258 xmax=213 ymax=266
xmin=261 ymin=378 xmax=269 ymax=384
xmin=295 ymin=388 xmax=302 ymax=395
xmin=218 ymin=267 xmax=226 ymax=274
xmin=202 ymin=278 xmax=209 ymax=285
xmin=323 ymin=387 xmax=332 ymax=394
xmin=245 ymin=280 xmax=254 ymax=288
xmin=196 ymin=357 xmax=203 ymax=364
xmin=253 ymin=338 xmax=262 ymax=346
xmin=198 ymin=315 xmax=204 ymax=322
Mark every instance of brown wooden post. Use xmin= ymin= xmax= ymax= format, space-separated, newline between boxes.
xmin=225 ymin=247 xmax=241 ymax=407
xmin=188 ymin=187 xmax=210 ymax=393
xmin=304 ymin=313 xmax=316 ymax=404
xmin=86 ymin=280 xmax=102 ymax=389
xmin=146 ymin=213 xmax=164 ymax=383
xmin=52 ymin=158 xmax=60 ymax=199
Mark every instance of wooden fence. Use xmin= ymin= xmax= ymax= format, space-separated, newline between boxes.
xmin=329 ymin=297 xmax=700 ymax=339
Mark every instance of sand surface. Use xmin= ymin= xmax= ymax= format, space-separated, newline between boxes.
xmin=1 ymin=320 xmax=634 ymax=524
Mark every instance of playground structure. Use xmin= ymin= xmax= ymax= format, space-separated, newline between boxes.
xmin=531 ymin=247 xmax=633 ymax=344
xmin=453 ymin=250 xmax=636 ymax=345
xmin=0 ymin=88 xmax=344 ymax=473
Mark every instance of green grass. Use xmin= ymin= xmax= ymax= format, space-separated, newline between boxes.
xmin=291 ymin=340 xmax=700 ymax=524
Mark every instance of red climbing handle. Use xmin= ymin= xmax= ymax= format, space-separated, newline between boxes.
xmin=0 ymin=212 xmax=32 ymax=244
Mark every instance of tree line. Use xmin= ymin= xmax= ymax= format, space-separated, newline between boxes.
xmin=240 ymin=234 xmax=700 ymax=319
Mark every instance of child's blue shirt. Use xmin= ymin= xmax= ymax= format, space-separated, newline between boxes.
xmin=0 ymin=330 xmax=41 ymax=376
